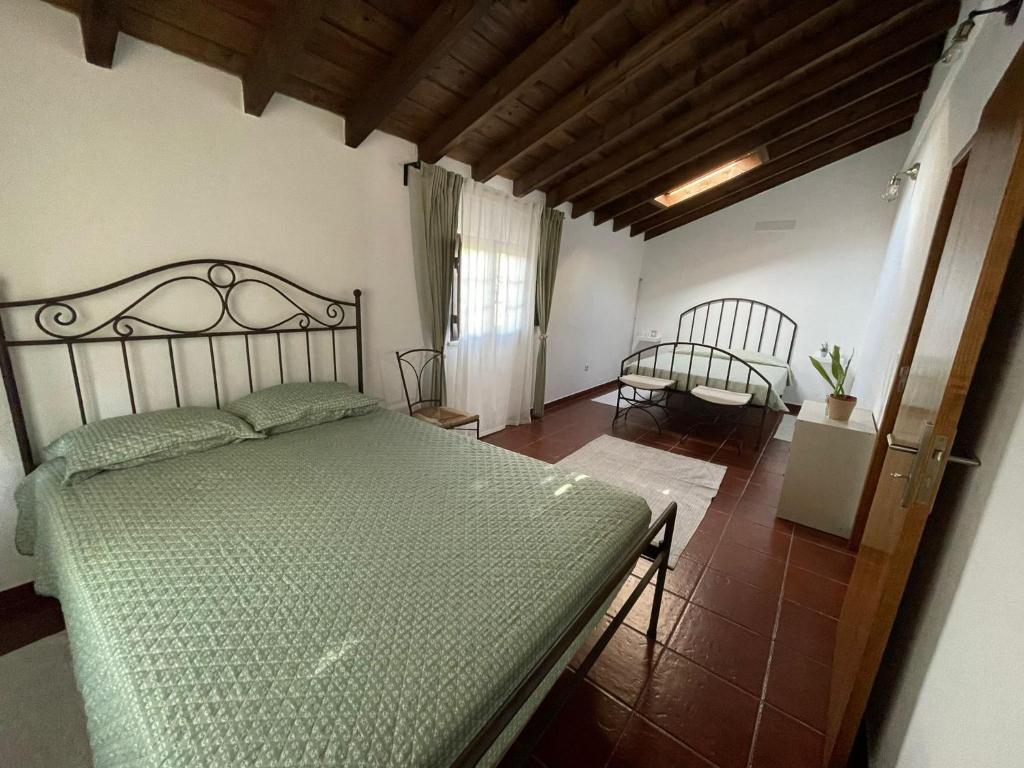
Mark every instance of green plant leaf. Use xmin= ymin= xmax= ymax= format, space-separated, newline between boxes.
xmin=809 ymin=356 xmax=836 ymax=392
xmin=830 ymin=345 xmax=843 ymax=381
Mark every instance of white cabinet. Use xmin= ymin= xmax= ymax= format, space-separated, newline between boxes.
xmin=777 ymin=400 xmax=877 ymax=538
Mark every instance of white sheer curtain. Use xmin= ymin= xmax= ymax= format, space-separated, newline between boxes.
xmin=448 ymin=180 xmax=542 ymax=435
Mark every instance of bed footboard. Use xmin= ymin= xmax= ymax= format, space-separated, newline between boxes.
xmin=453 ymin=503 xmax=677 ymax=767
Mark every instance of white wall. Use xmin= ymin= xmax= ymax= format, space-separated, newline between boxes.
xmin=544 ymin=218 xmax=644 ymax=401
xmin=858 ymin=7 xmax=1024 ymax=767
xmin=637 ymin=137 xmax=908 ymax=404
xmin=869 ymin=267 xmax=1024 ymax=768
xmin=0 ymin=0 xmax=642 ymax=590
xmin=858 ymin=5 xmax=1024 ymax=417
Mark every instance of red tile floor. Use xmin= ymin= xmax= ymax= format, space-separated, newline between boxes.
xmin=486 ymin=389 xmax=855 ymax=768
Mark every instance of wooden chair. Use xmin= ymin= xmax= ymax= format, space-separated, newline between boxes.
xmin=395 ymin=348 xmax=480 ymax=438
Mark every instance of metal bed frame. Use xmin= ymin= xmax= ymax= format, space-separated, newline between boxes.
xmin=616 ymin=298 xmax=798 ymax=449
xmin=0 ymin=258 xmax=675 ymax=767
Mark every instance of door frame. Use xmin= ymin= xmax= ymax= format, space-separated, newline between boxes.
xmin=826 ymin=44 xmax=1024 ymax=767
xmin=847 ymin=147 xmax=972 ymax=549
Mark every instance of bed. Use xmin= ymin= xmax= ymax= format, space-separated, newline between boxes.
xmin=617 ymin=299 xmax=798 ymax=443
xmin=0 ymin=260 xmax=676 ymax=768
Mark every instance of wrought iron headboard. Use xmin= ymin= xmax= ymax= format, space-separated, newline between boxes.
xmin=0 ymin=259 xmax=363 ymax=473
xmin=676 ymin=298 xmax=798 ymax=364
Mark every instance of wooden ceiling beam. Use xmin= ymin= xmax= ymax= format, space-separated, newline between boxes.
xmin=469 ymin=0 xmax=740 ymax=184
xmin=512 ymin=0 xmax=822 ymax=198
xmin=243 ymin=0 xmax=327 ymax=117
xmin=592 ymin=40 xmax=939 ymax=228
xmin=344 ymin=0 xmax=491 ymax=149
xmin=623 ymin=85 xmax=925 ymax=232
xmin=544 ymin=0 xmax=954 ymax=208
xmin=635 ymin=108 xmax=917 ymax=239
xmin=641 ymin=121 xmax=912 ymax=240
xmin=80 ymin=0 xmax=119 ymax=68
xmin=417 ymin=0 xmax=627 ymax=164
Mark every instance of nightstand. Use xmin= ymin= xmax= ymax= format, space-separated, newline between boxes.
xmin=777 ymin=399 xmax=877 ymax=538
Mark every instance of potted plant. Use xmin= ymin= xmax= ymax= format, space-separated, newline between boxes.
xmin=810 ymin=345 xmax=857 ymax=421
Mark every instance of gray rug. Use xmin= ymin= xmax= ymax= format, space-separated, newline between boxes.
xmin=774 ymin=413 xmax=797 ymax=442
xmin=556 ymin=435 xmax=726 ymax=566
xmin=0 ymin=632 xmax=92 ymax=768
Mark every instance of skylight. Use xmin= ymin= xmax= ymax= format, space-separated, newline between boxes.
xmin=653 ymin=150 xmax=766 ymax=208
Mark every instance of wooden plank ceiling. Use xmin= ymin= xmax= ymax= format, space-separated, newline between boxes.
xmin=58 ymin=0 xmax=958 ymax=240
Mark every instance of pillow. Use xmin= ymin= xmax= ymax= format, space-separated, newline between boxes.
xmin=224 ymin=382 xmax=379 ymax=435
xmin=42 ymin=406 xmax=263 ymax=485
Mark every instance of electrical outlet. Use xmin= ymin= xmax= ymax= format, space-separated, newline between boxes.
xmin=647 ymin=329 xmax=659 ymax=338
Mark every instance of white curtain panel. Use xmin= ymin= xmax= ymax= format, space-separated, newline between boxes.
xmin=449 ymin=180 xmax=542 ymax=436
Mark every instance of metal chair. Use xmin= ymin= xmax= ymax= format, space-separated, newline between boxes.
xmin=613 ymin=373 xmax=675 ymax=433
xmin=395 ymin=348 xmax=480 ymax=438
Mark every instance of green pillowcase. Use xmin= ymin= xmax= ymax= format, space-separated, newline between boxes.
xmin=42 ymin=406 xmax=263 ymax=485
xmin=224 ymin=382 xmax=380 ymax=435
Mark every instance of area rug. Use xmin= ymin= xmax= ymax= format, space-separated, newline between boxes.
xmin=0 ymin=632 xmax=92 ymax=768
xmin=774 ymin=413 xmax=797 ymax=442
xmin=556 ymin=435 xmax=726 ymax=567
xmin=591 ymin=390 xmax=621 ymax=406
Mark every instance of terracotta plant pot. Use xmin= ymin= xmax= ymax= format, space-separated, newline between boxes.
xmin=826 ymin=394 xmax=858 ymax=421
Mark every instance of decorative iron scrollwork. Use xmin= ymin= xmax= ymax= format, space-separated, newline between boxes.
xmin=30 ymin=260 xmax=350 ymax=340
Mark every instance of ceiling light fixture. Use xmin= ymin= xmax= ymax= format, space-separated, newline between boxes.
xmin=882 ymin=163 xmax=921 ymax=202
xmin=653 ymin=150 xmax=766 ymax=208
xmin=941 ymin=0 xmax=1021 ymax=64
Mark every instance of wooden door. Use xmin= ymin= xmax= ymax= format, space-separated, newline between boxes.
xmin=825 ymin=46 xmax=1024 ymax=767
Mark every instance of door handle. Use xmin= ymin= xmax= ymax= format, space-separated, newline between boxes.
xmin=886 ymin=433 xmax=980 ymax=467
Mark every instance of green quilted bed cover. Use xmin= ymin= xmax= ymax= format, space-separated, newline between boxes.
xmin=16 ymin=408 xmax=650 ymax=767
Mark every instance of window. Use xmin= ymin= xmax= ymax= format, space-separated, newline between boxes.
xmin=449 ymin=235 xmax=461 ymax=342
xmin=653 ymin=149 xmax=766 ymax=208
xmin=458 ymin=237 xmax=530 ymax=339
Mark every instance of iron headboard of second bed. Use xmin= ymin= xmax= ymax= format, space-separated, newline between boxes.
xmin=676 ymin=298 xmax=798 ymax=364
xmin=0 ymin=259 xmax=363 ymax=474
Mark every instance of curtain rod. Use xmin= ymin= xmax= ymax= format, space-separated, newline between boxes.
xmin=403 ymin=161 xmax=421 ymax=187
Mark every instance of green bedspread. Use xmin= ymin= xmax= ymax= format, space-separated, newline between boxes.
xmin=15 ymin=407 xmax=650 ymax=767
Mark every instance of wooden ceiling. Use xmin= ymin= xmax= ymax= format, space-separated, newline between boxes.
xmin=56 ymin=0 xmax=958 ymax=240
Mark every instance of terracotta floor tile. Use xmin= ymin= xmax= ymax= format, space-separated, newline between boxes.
xmin=665 ymin=555 xmax=705 ymax=599
xmin=709 ymin=542 xmax=787 ymax=594
xmin=534 ymin=679 xmax=632 ymax=768
xmin=722 ymin=517 xmax=792 ymax=561
xmin=709 ymin=446 xmax=760 ymax=470
xmin=742 ymin=481 xmax=783 ymax=508
xmin=784 ymin=566 xmax=847 ymax=619
xmin=756 ymin=454 xmax=790 ymax=476
xmin=766 ymin=643 xmax=831 ymax=732
xmin=637 ymin=649 xmax=759 ymax=768
xmin=635 ymin=430 xmax=682 ymax=450
xmin=717 ymin=474 xmax=748 ymax=497
xmin=790 ymin=538 xmax=856 ymax=583
xmin=748 ymin=470 xmax=785 ymax=494
xmin=725 ymin=464 xmax=754 ymax=482
xmin=751 ymin=705 xmax=825 ymax=768
xmin=669 ymin=604 xmax=771 ymax=696
xmin=776 ymin=600 xmax=838 ymax=666
xmin=609 ymin=576 xmax=686 ymax=639
xmin=734 ymin=498 xmax=787 ymax=529
xmin=709 ymin=493 xmax=740 ymax=514
xmin=792 ymin=523 xmax=853 ymax=553
xmin=674 ymin=438 xmax=719 ymax=459
xmin=696 ymin=510 xmax=730 ymax=539
xmin=569 ymin=617 xmax=662 ymax=708
xmin=691 ymin=567 xmax=779 ymax=637
xmin=683 ymin=528 xmax=721 ymax=564
xmin=607 ymin=715 xmax=715 ymax=768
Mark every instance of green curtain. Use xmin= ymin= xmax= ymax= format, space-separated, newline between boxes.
xmin=532 ymin=207 xmax=564 ymax=417
xmin=409 ymin=163 xmax=463 ymax=402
